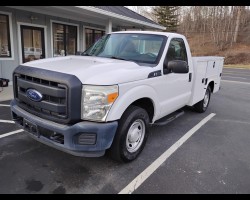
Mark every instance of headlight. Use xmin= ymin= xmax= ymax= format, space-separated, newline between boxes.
xmin=81 ymin=85 xmax=118 ymax=121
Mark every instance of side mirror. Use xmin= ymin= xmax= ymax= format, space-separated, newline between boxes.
xmin=168 ymin=60 xmax=189 ymax=73
xmin=163 ymin=59 xmax=170 ymax=74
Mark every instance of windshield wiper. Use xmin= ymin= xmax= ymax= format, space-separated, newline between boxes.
xmin=81 ymin=52 xmax=91 ymax=56
xmin=110 ymin=56 xmax=127 ymax=61
xmin=110 ymin=56 xmax=140 ymax=65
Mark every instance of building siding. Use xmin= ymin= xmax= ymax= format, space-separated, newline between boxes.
xmin=0 ymin=6 xmax=155 ymax=82
xmin=0 ymin=7 xmax=108 ymax=82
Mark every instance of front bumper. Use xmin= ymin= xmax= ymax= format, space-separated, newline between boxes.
xmin=10 ymin=99 xmax=118 ymax=157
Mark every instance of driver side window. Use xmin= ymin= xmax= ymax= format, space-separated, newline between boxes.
xmin=166 ymin=38 xmax=188 ymax=62
xmin=164 ymin=38 xmax=188 ymax=74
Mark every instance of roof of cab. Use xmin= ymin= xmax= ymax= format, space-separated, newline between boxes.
xmin=111 ymin=31 xmax=185 ymax=38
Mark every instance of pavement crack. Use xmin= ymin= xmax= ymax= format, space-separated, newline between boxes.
xmin=0 ymin=151 xmax=14 ymax=160
xmin=0 ymin=146 xmax=40 ymax=160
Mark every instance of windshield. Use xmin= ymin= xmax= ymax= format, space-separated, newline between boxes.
xmin=83 ymin=33 xmax=167 ymax=64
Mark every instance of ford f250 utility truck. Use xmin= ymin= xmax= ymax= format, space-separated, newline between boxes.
xmin=10 ymin=31 xmax=224 ymax=162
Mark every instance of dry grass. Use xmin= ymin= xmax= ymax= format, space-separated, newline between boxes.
xmin=186 ymin=34 xmax=250 ymax=65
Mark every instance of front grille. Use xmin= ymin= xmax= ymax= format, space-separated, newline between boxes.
xmin=15 ymin=74 xmax=68 ymax=119
xmin=13 ymin=65 xmax=82 ymax=124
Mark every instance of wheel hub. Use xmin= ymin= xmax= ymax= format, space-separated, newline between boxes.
xmin=128 ymin=129 xmax=140 ymax=143
xmin=126 ymin=119 xmax=145 ymax=153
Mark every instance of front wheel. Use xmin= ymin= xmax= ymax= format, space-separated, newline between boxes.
xmin=194 ymin=86 xmax=211 ymax=113
xmin=109 ymin=105 xmax=149 ymax=162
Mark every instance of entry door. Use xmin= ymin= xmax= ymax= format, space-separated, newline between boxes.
xmin=20 ymin=25 xmax=45 ymax=63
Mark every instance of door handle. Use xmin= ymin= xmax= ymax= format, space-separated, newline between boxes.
xmin=189 ymin=73 xmax=192 ymax=82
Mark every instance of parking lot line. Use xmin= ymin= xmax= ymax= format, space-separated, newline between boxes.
xmin=0 ymin=120 xmax=14 ymax=124
xmin=0 ymin=129 xmax=23 ymax=139
xmin=119 ymin=113 xmax=216 ymax=194
xmin=221 ymin=80 xmax=250 ymax=85
xmin=0 ymin=104 xmax=10 ymax=107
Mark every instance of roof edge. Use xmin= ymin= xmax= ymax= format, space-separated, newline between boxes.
xmin=76 ymin=6 xmax=165 ymax=30
xmin=120 ymin=6 xmax=158 ymax=26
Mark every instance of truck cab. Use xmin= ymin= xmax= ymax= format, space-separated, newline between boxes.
xmin=11 ymin=31 xmax=223 ymax=162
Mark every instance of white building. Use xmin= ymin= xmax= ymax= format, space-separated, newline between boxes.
xmin=0 ymin=6 xmax=164 ymax=83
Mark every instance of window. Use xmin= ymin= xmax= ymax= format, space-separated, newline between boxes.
xmin=85 ymin=28 xmax=105 ymax=49
xmin=166 ymin=38 xmax=188 ymax=62
xmin=52 ymin=23 xmax=77 ymax=57
xmin=20 ymin=25 xmax=45 ymax=63
xmin=84 ymin=33 xmax=166 ymax=65
xmin=0 ymin=14 xmax=11 ymax=58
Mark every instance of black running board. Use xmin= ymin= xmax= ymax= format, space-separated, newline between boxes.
xmin=153 ymin=109 xmax=184 ymax=126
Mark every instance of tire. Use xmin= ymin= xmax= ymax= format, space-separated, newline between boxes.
xmin=109 ymin=105 xmax=149 ymax=163
xmin=194 ymin=86 xmax=211 ymax=113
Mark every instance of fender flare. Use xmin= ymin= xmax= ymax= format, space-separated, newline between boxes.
xmin=207 ymin=80 xmax=215 ymax=93
xmin=106 ymin=85 xmax=160 ymax=122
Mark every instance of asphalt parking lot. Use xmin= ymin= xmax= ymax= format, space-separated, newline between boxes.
xmin=0 ymin=67 xmax=250 ymax=194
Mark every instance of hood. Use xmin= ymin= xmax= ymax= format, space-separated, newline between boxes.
xmin=23 ymin=56 xmax=153 ymax=85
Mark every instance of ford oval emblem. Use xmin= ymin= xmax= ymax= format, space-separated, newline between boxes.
xmin=26 ymin=89 xmax=43 ymax=102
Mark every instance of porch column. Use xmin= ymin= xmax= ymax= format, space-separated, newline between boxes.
xmin=105 ymin=19 xmax=112 ymax=34
xmin=82 ymin=26 xmax=86 ymax=51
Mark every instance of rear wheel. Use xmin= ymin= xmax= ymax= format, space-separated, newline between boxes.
xmin=194 ymin=86 xmax=211 ymax=113
xmin=109 ymin=105 xmax=149 ymax=162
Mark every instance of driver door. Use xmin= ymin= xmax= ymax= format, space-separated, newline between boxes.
xmin=157 ymin=38 xmax=192 ymax=118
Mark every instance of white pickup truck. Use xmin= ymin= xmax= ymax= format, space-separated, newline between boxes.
xmin=11 ymin=31 xmax=223 ymax=162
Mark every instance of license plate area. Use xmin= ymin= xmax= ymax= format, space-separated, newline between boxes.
xmin=23 ymin=119 xmax=39 ymax=137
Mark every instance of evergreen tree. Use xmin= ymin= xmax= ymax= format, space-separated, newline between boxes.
xmin=153 ymin=6 xmax=179 ymax=32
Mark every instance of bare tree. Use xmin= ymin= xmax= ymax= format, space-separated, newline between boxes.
xmin=233 ymin=6 xmax=244 ymax=43
xmin=177 ymin=6 xmax=249 ymax=51
xmin=128 ymin=6 xmax=249 ymax=51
